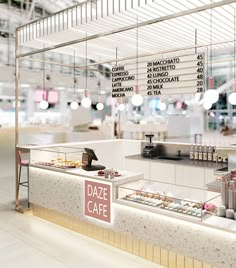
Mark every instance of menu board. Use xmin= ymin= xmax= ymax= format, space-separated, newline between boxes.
xmin=111 ymin=66 xmax=136 ymax=98
xmin=111 ymin=53 xmax=205 ymax=97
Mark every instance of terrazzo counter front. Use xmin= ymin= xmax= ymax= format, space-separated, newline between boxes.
xmin=29 ymin=165 xmax=236 ymax=268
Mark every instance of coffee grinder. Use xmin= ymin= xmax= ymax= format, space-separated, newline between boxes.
xmin=142 ymin=134 xmax=157 ymax=158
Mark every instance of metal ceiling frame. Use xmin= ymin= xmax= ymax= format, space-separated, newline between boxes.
xmin=14 ymin=0 xmax=236 ymax=210
xmin=16 ymin=0 xmax=236 ymax=59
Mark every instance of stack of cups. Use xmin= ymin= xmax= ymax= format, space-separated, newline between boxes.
xmin=219 ymin=173 xmax=236 ymax=219
xmin=221 ymin=173 xmax=231 ymax=207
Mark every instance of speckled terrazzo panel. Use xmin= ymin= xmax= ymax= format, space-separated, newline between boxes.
xmin=113 ymin=204 xmax=236 ymax=268
xmin=30 ymin=168 xmax=85 ymax=219
xmin=29 ymin=167 xmax=236 ymax=268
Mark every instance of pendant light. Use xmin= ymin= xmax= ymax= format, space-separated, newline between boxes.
xmin=204 ymin=0 xmax=219 ymax=104
xmin=40 ymin=45 xmax=49 ymax=110
xmin=159 ymin=101 xmax=167 ymax=111
xmin=228 ymin=9 xmax=236 ymax=105
xmin=70 ymin=51 xmax=79 ymax=110
xmin=118 ymin=103 xmax=125 ymax=111
xmin=96 ymin=58 xmax=104 ymax=111
xmin=131 ymin=16 xmax=143 ymax=107
xmin=96 ymin=92 xmax=104 ymax=111
xmin=82 ymin=32 xmax=92 ymax=109
xmin=96 ymin=102 xmax=104 ymax=111
xmin=117 ymin=96 xmax=125 ymax=111
xmin=203 ymin=100 xmax=212 ymax=110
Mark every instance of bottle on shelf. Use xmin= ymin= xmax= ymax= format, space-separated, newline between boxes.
xmin=207 ymin=146 xmax=213 ymax=162
xmin=198 ymin=145 xmax=203 ymax=161
xmin=203 ymin=145 xmax=208 ymax=161
xmin=212 ymin=146 xmax=217 ymax=162
xmin=190 ymin=144 xmax=194 ymax=160
xmin=194 ymin=145 xmax=199 ymax=160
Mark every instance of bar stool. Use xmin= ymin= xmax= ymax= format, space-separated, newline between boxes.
xmin=17 ymin=151 xmax=30 ymax=208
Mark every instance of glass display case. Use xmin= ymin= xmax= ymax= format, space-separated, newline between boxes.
xmin=118 ymin=179 xmax=221 ymax=221
xmin=30 ymin=146 xmax=84 ymax=170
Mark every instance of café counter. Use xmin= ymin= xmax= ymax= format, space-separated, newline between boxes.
xmin=19 ymin=140 xmax=236 ymax=268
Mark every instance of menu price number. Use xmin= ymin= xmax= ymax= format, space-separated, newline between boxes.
xmin=196 ymin=53 xmax=204 ymax=67
xmin=147 ymin=91 xmax=161 ymax=96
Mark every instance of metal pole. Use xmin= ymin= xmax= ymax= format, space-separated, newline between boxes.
xmin=195 ymin=28 xmax=197 ymax=53
xmin=15 ymin=29 xmax=19 ymax=210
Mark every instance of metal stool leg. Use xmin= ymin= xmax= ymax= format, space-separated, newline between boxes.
xmin=19 ymin=165 xmax=22 ymax=183
xmin=27 ymin=166 xmax=30 ymax=208
xmin=18 ymin=165 xmax=22 ymax=197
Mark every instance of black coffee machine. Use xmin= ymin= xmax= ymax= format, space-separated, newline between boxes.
xmin=142 ymin=134 xmax=157 ymax=158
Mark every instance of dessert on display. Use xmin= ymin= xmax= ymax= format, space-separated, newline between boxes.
xmin=161 ymin=199 xmax=216 ymax=218
xmin=123 ymin=188 xmax=217 ymax=218
xmin=36 ymin=158 xmax=82 ymax=169
xmin=123 ymin=190 xmax=173 ymax=207
xmin=97 ymin=169 xmax=121 ymax=178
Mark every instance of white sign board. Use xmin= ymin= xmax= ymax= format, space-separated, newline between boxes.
xmin=111 ymin=53 xmax=205 ymax=97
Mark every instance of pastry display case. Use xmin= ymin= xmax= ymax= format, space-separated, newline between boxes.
xmin=30 ymin=146 xmax=84 ymax=170
xmin=117 ymin=179 xmax=221 ymax=221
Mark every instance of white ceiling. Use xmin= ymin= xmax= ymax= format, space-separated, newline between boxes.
xmin=38 ymin=0 xmax=88 ymax=13
xmin=18 ymin=0 xmax=236 ymax=64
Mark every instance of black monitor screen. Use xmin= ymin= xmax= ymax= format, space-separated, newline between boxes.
xmin=84 ymin=148 xmax=98 ymax=161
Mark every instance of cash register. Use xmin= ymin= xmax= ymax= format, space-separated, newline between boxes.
xmin=82 ymin=148 xmax=106 ymax=171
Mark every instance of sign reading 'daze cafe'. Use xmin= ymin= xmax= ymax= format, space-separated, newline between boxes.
xmin=111 ymin=52 xmax=205 ymax=97
xmin=85 ymin=180 xmax=111 ymax=223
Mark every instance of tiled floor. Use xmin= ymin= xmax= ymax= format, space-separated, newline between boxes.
xmin=0 ymin=173 xmax=163 ymax=268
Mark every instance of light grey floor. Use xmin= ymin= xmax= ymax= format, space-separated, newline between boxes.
xmin=0 ymin=157 xmax=162 ymax=267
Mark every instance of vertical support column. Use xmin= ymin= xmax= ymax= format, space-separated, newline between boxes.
xmin=7 ymin=0 xmax=11 ymax=65
xmin=15 ymin=29 xmax=19 ymax=210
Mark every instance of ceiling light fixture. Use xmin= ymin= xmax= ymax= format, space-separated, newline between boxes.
xmin=131 ymin=16 xmax=143 ymax=107
xmin=39 ymin=45 xmax=49 ymax=110
xmin=96 ymin=58 xmax=104 ymax=111
xmin=203 ymin=100 xmax=212 ymax=110
xmin=159 ymin=101 xmax=167 ymax=111
xmin=228 ymin=9 xmax=236 ymax=105
xmin=204 ymin=0 xmax=219 ymax=104
xmin=81 ymin=32 xmax=92 ymax=109
xmin=118 ymin=103 xmax=125 ymax=111
xmin=70 ymin=51 xmax=79 ymax=110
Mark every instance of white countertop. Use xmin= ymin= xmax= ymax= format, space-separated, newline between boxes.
xmin=30 ymin=164 xmax=143 ymax=186
xmin=66 ymin=168 xmax=143 ymax=185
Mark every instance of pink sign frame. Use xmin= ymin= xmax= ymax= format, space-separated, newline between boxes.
xmin=85 ymin=180 xmax=111 ymax=223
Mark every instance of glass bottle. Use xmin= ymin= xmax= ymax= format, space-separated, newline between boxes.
xmin=190 ymin=144 xmax=194 ymax=160
xmin=203 ymin=145 xmax=208 ymax=161
xmin=207 ymin=146 xmax=213 ymax=162
xmin=198 ymin=145 xmax=203 ymax=161
xmin=194 ymin=145 xmax=199 ymax=160
xmin=212 ymin=146 xmax=217 ymax=162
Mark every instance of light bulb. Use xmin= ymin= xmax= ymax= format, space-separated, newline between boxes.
xmin=81 ymin=97 xmax=91 ymax=108
xmin=39 ymin=100 xmax=49 ymax=110
xmin=118 ymin=103 xmax=125 ymax=111
xmin=204 ymin=89 xmax=219 ymax=104
xmin=131 ymin=94 xmax=143 ymax=106
xmin=228 ymin=92 xmax=236 ymax=105
xmin=70 ymin=101 xmax=79 ymax=110
xmin=159 ymin=102 xmax=167 ymax=111
xmin=96 ymin=102 xmax=104 ymax=111
xmin=203 ymin=101 xmax=212 ymax=110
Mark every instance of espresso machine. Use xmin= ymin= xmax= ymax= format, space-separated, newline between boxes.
xmin=142 ymin=134 xmax=157 ymax=158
